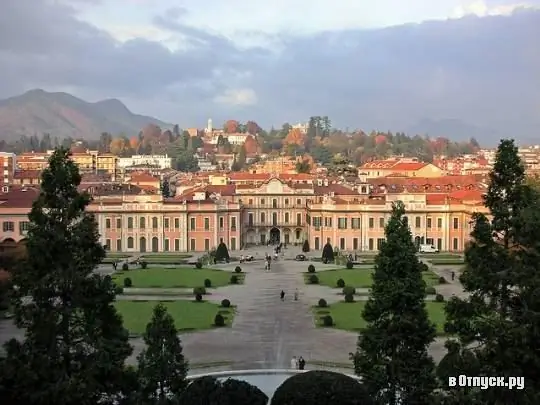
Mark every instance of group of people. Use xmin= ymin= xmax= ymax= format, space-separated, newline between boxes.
xmin=280 ymin=289 xmax=299 ymax=301
xmin=290 ymin=355 xmax=306 ymax=370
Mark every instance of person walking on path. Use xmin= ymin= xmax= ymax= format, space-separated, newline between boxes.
xmin=298 ymin=356 xmax=306 ymax=370
xmin=290 ymin=356 xmax=298 ymax=369
xmin=280 ymin=290 xmax=285 ymax=301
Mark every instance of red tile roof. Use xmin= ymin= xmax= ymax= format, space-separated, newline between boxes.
xmin=0 ymin=187 xmax=39 ymax=208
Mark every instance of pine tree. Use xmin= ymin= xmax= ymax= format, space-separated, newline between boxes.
xmin=0 ymin=148 xmax=133 ymax=405
xmin=137 ymin=303 xmax=189 ymax=404
xmin=354 ymin=201 xmax=437 ymax=405
xmin=161 ymin=179 xmax=171 ymax=198
xmin=321 ymin=242 xmax=334 ymax=263
xmin=441 ymin=139 xmax=540 ymax=404
xmin=215 ymin=242 xmax=230 ymax=262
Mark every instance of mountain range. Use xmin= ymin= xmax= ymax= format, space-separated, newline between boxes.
xmin=0 ymin=89 xmax=170 ymax=141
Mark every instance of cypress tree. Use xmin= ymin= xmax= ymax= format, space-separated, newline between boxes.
xmin=0 ymin=148 xmax=133 ymax=405
xmin=354 ymin=201 xmax=437 ymax=405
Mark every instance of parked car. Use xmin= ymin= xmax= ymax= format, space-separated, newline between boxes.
xmin=295 ymin=254 xmax=307 ymax=261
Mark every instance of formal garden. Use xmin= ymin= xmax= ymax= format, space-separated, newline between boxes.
xmin=110 ymin=242 xmax=243 ymax=335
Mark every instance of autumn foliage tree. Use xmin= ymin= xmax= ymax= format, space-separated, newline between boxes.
xmin=283 ymin=128 xmax=306 ymax=147
xmin=224 ymin=120 xmax=239 ymax=133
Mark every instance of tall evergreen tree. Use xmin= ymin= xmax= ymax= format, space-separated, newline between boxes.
xmin=137 ymin=303 xmax=189 ymax=404
xmin=441 ymin=139 xmax=540 ymax=404
xmin=161 ymin=179 xmax=171 ymax=198
xmin=354 ymin=201 xmax=437 ymax=405
xmin=0 ymin=148 xmax=133 ymax=405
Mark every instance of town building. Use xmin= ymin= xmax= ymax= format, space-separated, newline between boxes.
xmin=0 ymin=152 xmax=16 ymax=185
xmin=360 ymin=158 xmax=443 ymax=179
xmin=0 ymin=173 xmax=488 ymax=254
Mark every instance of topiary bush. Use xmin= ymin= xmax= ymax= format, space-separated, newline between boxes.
xmin=322 ymin=315 xmax=334 ymax=327
xmin=195 ymin=293 xmax=203 ymax=302
xmin=435 ymin=293 xmax=445 ymax=302
xmin=195 ymin=262 xmax=203 ymax=269
xmin=307 ymin=264 xmax=315 ymax=273
xmin=426 ymin=286 xmax=437 ymax=295
xmin=318 ymin=298 xmax=327 ymax=308
xmin=344 ymin=293 xmax=354 ymax=303
xmin=140 ymin=261 xmax=147 ymax=269
xmin=215 ymin=242 xmax=230 ymax=262
xmin=114 ymin=286 xmax=124 ymax=295
xmin=221 ymin=298 xmax=231 ymax=308
xmin=270 ymin=370 xmax=373 ymax=405
xmin=439 ymin=276 xmax=447 ymax=284
xmin=420 ymin=262 xmax=429 ymax=272
xmin=321 ymin=242 xmax=334 ymax=263
xmin=336 ymin=278 xmax=345 ymax=288
xmin=302 ymin=240 xmax=310 ymax=252
xmin=230 ymin=275 xmax=239 ymax=284
xmin=342 ymin=286 xmax=355 ymax=295
xmin=308 ymin=274 xmax=319 ymax=284
xmin=204 ymin=278 xmax=212 ymax=288
xmin=235 ymin=266 xmax=242 ymax=273
xmin=214 ymin=313 xmax=225 ymax=326
xmin=180 ymin=376 xmax=268 ymax=405
xmin=122 ymin=263 xmax=129 ymax=271
xmin=346 ymin=261 xmax=353 ymax=269
xmin=123 ymin=277 xmax=132 ymax=288
xmin=193 ymin=286 xmax=206 ymax=295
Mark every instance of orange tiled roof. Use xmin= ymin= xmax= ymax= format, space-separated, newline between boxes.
xmin=391 ymin=162 xmax=427 ymax=171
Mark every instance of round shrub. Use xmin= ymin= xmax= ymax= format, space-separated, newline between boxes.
xmin=344 ymin=293 xmax=354 ymax=303
xmin=435 ymin=293 xmax=445 ymax=302
xmin=426 ymin=286 xmax=437 ymax=295
xmin=195 ymin=293 xmax=203 ymax=302
xmin=214 ymin=313 xmax=225 ymax=326
xmin=342 ymin=286 xmax=355 ymax=295
xmin=204 ymin=278 xmax=212 ymax=288
xmin=114 ymin=286 xmax=124 ymax=295
xmin=235 ymin=266 xmax=242 ymax=273
xmin=308 ymin=274 xmax=319 ymax=284
xmin=322 ymin=315 xmax=334 ymax=327
xmin=140 ymin=261 xmax=147 ymax=269
xmin=420 ymin=262 xmax=429 ymax=272
xmin=270 ymin=370 xmax=372 ymax=405
xmin=346 ymin=261 xmax=353 ymax=269
xmin=336 ymin=278 xmax=345 ymax=288
xmin=195 ymin=262 xmax=203 ymax=269
xmin=221 ymin=298 xmax=231 ymax=308
xmin=122 ymin=263 xmax=129 ymax=271
xmin=230 ymin=275 xmax=239 ymax=284
xmin=307 ymin=264 xmax=315 ymax=273
xmin=318 ymin=298 xmax=327 ymax=308
xmin=193 ymin=286 xmax=206 ymax=295
xmin=123 ymin=277 xmax=132 ymax=288
xmin=439 ymin=276 xmax=447 ymax=284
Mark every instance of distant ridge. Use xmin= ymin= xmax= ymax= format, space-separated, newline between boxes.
xmin=0 ymin=89 xmax=171 ymax=140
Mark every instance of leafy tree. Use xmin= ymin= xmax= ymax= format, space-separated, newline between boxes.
xmin=0 ymin=148 xmax=133 ymax=405
xmin=175 ymin=150 xmax=199 ymax=172
xmin=295 ymin=160 xmax=311 ymax=173
xmin=215 ymin=242 xmax=230 ymax=262
xmin=354 ymin=201 xmax=437 ymax=405
xmin=302 ymin=240 xmax=310 ymax=253
xmin=179 ymin=376 xmax=267 ymax=405
xmin=321 ymin=242 xmax=334 ymax=263
xmin=161 ymin=179 xmax=171 ymax=198
xmin=271 ymin=370 xmax=372 ymax=405
xmin=441 ymin=139 xmax=540 ymax=405
xmin=137 ymin=303 xmax=189 ymax=404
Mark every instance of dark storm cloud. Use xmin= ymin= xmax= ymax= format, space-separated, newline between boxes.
xmin=0 ymin=0 xmax=539 ymax=139
xmin=0 ymin=0 xmax=253 ymax=97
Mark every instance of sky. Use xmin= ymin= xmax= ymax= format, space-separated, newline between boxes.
xmin=1 ymin=0 xmax=539 ymax=137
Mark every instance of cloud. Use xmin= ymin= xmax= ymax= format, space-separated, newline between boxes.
xmin=213 ymin=89 xmax=258 ymax=106
xmin=0 ymin=0 xmax=539 ymax=140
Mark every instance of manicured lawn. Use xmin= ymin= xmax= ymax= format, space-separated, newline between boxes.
xmin=115 ymin=300 xmax=235 ymax=334
xmin=307 ymin=269 xmax=441 ymax=288
xmin=314 ymin=301 xmax=447 ymax=335
xmin=430 ymin=259 xmax=465 ymax=265
xmin=112 ymin=267 xmax=243 ymax=288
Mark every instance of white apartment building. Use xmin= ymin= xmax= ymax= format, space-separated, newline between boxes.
xmin=118 ymin=155 xmax=173 ymax=170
